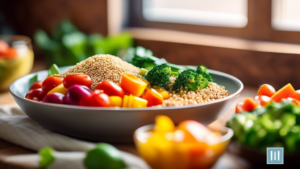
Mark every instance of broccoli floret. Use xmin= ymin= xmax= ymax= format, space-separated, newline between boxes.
xmin=196 ymin=65 xmax=213 ymax=82
xmin=145 ymin=64 xmax=172 ymax=87
xmin=173 ymin=69 xmax=209 ymax=92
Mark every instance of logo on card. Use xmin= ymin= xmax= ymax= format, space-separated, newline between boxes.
xmin=267 ymin=147 xmax=284 ymax=164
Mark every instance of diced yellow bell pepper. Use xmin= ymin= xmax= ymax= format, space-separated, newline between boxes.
xmin=47 ymin=83 xmax=68 ymax=95
xmin=121 ymin=74 xmax=148 ymax=96
xmin=122 ymin=95 xmax=129 ymax=108
xmin=122 ymin=94 xmax=148 ymax=108
xmin=154 ymin=88 xmax=170 ymax=99
xmin=109 ymin=96 xmax=122 ymax=107
xmin=132 ymin=96 xmax=148 ymax=108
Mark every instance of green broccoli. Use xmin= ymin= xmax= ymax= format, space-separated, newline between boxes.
xmin=196 ymin=65 xmax=213 ymax=82
xmin=121 ymin=46 xmax=188 ymax=71
xmin=173 ymin=69 xmax=209 ymax=92
xmin=145 ymin=64 xmax=172 ymax=87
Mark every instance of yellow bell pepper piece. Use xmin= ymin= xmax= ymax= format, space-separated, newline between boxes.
xmin=47 ymin=83 xmax=68 ymax=95
xmin=154 ymin=115 xmax=175 ymax=133
xmin=122 ymin=94 xmax=148 ymax=108
xmin=109 ymin=96 xmax=122 ymax=107
xmin=154 ymin=88 xmax=170 ymax=99
xmin=121 ymin=74 xmax=148 ymax=96
xmin=122 ymin=95 xmax=129 ymax=108
xmin=132 ymin=96 xmax=148 ymax=108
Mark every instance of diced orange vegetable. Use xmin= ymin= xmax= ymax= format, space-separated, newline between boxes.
xmin=0 ymin=40 xmax=9 ymax=53
xmin=242 ymin=98 xmax=257 ymax=111
xmin=0 ymin=47 xmax=17 ymax=59
xmin=109 ymin=96 xmax=122 ymax=107
xmin=291 ymin=90 xmax=300 ymax=101
xmin=142 ymin=88 xmax=164 ymax=107
xmin=47 ymin=83 xmax=68 ymax=95
xmin=257 ymin=84 xmax=276 ymax=97
xmin=154 ymin=88 xmax=170 ymax=99
xmin=235 ymin=102 xmax=244 ymax=113
xmin=121 ymin=74 xmax=148 ymax=96
xmin=254 ymin=95 xmax=271 ymax=107
xmin=286 ymin=98 xmax=300 ymax=106
xmin=271 ymin=83 xmax=295 ymax=102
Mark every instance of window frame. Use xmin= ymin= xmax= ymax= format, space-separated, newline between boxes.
xmin=127 ymin=0 xmax=300 ymax=43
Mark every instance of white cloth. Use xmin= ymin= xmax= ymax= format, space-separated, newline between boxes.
xmin=0 ymin=105 xmax=150 ymax=169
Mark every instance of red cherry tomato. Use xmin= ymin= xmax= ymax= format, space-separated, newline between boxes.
xmin=80 ymin=91 xmax=110 ymax=107
xmin=96 ymin=80 xmax=125 ymax=98
xmin=29 ymin=81 xmax=43 ymax=91
xmin=42 ymin=76 xmax=63 ymax=93
xmin=63 ymin=74 xmax=92 ymax=88
xmin=25 ymin=88 xmax=46 ymax=101
xmin=257 ymin=84 xmax=276 ymax=97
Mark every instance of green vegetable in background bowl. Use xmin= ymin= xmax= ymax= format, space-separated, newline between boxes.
xmin=228 ymin=100 xmax=300 ymax=154
xmin=34 ymin=20 xmax=133 ymax=67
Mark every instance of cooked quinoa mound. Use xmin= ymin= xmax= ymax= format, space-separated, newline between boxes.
xmin=60 ymin=54 xmax=142 ymax=90
xmin=163 ymin=82 xmax=229 ymax=106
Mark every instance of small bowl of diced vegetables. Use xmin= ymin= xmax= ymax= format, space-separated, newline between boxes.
xmin=228 ymin=83 xmax=300 ymax=167
xmin=134 ymin=115 xmax=233 ymax=169
xmin=0 ymin=35 xmax=34 ymax=91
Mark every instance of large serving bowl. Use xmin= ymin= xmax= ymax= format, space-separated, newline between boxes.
xmin=10 ymin=66 xmax=243 ymax=142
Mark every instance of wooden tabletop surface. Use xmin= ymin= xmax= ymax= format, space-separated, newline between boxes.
xmin=0 ymin=60 xmax=257 ymax=169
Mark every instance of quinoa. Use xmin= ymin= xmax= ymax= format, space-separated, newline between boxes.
xmin=162 ymin=82 xmax=229 ymax=106
xmin=60 ymin=54 xmax=142 ymax=90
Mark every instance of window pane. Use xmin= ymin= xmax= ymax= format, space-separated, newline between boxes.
xmin=142 ymin=0 xmax=248 ymax=28
xmin=272 ymin=0 xmax=300 ymax=31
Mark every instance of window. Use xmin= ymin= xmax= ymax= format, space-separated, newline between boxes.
xmin=272 ymin=0 xmax=300 ymax=31
xmin=142 ymin=0 xmax=248 ymax=28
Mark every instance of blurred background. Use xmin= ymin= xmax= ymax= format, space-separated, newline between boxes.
xmin=1 ymin=0 xmax=300 ymax=90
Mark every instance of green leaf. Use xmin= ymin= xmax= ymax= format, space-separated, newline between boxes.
xmin=28 ymin=74 xmax=38 ymax=89
xmin=39 ymin=147 xmax=55 ymax=168
xmin=48 ymin=64 xmax=60 ymax=76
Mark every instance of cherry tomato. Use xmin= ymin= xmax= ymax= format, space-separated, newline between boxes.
xmin=29 ymin=81 xmax=43 ymax=91
xmin=174 ymin=120 xmax=213 ymax=143
xmin=25 ymin=88 xmax=46 ymax=101
xmin=235 ymin=102 xmax=244 ymax=113
xmin=63 ymin=74 xmax=92 ymax=88
xmin=42 ymin=76 xmax=63 ymax=93
xmin=242 ymin=98 xmax=257 ymax=111
xmin=96 ymin=81 xmax=125 ymax=98
xmin=254 ymin=95 xmax=271 ymax=106
xmin=257 ymin=84 xmax=276 ymax=97
xmin=80 ymin=91 xmax=110 ymax=107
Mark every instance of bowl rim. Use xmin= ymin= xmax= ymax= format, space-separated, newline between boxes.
xmin=10 ymin=67 xmax=243 ymax=111
xmin=0 ymin=35 xmax=31 ymax=45
xmin=134 ymin=124 xmax=234 ymax=145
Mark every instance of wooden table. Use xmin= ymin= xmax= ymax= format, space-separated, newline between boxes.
xmin=0 ymin=60 xmax=257 ymax=169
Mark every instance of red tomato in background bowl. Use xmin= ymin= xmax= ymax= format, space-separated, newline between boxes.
xmin=63 ymin=74 xmax=92 ymax=88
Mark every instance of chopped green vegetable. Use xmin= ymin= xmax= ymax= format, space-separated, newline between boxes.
xmin=48 ymin=64 xmax=60 ymax=77
xmin=196 ymin=65 xmax=213 ymax=82
xmin=28 ymin=74 xmax=38 ymax=89
xmin=84 ymin=143 xmax=126 ymax=169
xmin=145 ymin=64 xmax=171 ymax=87
xmin=140 ymin=68 xmax=149 ymax=76
xmin=228 ymin=100 xmax=300 ymax=153
xmin=173 ymin=69 xmax=209 ymax=92
xmin=39 ymin=147 xmax=55 ymax=168
xmin=121 ymin=46 xmax=188 ymax=72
